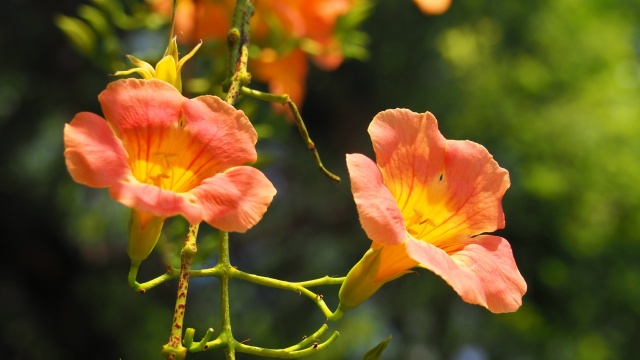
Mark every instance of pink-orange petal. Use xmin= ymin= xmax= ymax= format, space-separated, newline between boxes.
xmin=428 ymin=139 xmax=509 ymax=243
xmin=109 ymin=178 xmax=203 ymax=224
xmin=346 ymin=153 xmax=406 ymax=246
xmin=98 ymin=79 xmax=184 ymax=135
xmin=63 ymin=112 xmax=130 ymax=188
xmin=181 ymin=95 xmax=258 ymax=170
xmin=192 ymin=166 xmax=277 ymax=232
xmin=369 ymin=110 xmax=446 ymax=212
xmin=406 ymin=235 xmax=526 ymax=313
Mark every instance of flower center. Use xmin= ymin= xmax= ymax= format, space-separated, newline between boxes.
xmin=406 ymin=209 xmax=437 ymax=238
xmin=133 ymin=152 xmax=197 ymax=193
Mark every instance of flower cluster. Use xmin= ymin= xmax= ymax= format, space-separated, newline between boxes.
xmin=63 ymin=90 xmax=525 ymax=311
xmin=65 ymin=0 xmax=523 ymax=317
xmin=61 ymin=2 xmax=526 ymax=359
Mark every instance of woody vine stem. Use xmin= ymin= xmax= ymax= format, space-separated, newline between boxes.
xmin=125 ymin=1 xmax=346 ymax=359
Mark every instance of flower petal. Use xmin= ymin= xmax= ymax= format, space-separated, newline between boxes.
xmin=98 ymin=79 xmax=259 ymax=194
xmin=425 ymin=139 xmax=509 ymax=245
xmin=370 ymin=109 xmax=509 ymax=243
xmin=346 ymin=153 xmax=406 ymax=246
xmin=109 ymin=177 xmax=202 ymax=224
xmin=191 ymin=166 xmax=277 ymax=232
xmin=98 ymin=79 xmax=184 ymax=135
xmin=180 ymin=95 xmax=258 ymax=174
xmin=369 ymin=109 xmax=446 ymax=215
xmin=63 ymin=112 xmax=130 ymax=188
xmin=406 ymin=235 xmax=527 ymax=313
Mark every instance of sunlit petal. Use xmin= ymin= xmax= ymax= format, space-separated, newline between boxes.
xmin=346 ymin=153 xmax=406 ymax=246
xmin=370 ymin=110 xmax=446 ymax=218
xmin=181 ymin=95 xmax=258 ymax=174
xmin=98 ymin=79 xmax=183 ymax=134
xmin=64 ymin=112 xmax=130 ymax=188
xmin=424 ymin=139 xmax=509 ymax=246
xmin=406 ymin=235 xmax=526 ymax=313
xmin=110 ymin=177 xmax=202 ymax=224
xmin=192 ymin=166 xmax=277 ymax=232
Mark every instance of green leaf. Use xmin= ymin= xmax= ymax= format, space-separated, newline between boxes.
xmin=362 ymin=336 xmax=392 ymax=360
xmin=54 ymin=15 xmax=96 ymax=55
xmin=78 ymin=5 xmax=110 ymax=35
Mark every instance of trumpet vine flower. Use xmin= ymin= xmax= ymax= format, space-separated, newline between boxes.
xmin=341 ymin=109 xmax=526 ymax=313
xmin=64 ymin=79 xmax=276 ymax=263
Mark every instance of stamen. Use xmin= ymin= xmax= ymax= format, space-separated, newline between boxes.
xmin=406 ymin=209 xmax=438 ymax=238
xmin=406 ymin=209 xmax=424 ymax=227
xmin=419 ymin=218 xmax=437 ymax=227
xmin=149 ymin=173 xmax=170 ymax=188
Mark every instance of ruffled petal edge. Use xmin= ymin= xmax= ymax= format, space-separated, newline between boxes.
xmin=406 ymin=235 xmax=527 ymax=313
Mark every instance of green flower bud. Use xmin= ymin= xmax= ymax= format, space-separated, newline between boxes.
xmin=128 ymin=209 xmax=165 ymax=265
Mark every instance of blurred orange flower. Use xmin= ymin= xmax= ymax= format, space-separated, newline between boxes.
xmin=250 ymin=48 xmax=308 ymax=113
xmin=151 ymin=0 xmax=234 ymax=44
xmin=150 ymin=0 xmax=358 ymax=110
xmin=413 ymin=0 xmax=452 ymax=15
xmin=252 ymin=0 xmax=352 ymax=69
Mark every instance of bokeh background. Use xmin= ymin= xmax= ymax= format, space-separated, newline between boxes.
xmin=2 ymin=0 xmax=640 ymax=359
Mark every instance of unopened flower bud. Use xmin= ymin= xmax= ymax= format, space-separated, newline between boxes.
xmin=115 ymin=37 xmax=201 ymax=93
xmin=128 ymin=209 xmax=165 ymax=265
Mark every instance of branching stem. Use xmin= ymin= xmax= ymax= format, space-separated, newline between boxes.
xmin=241 ymin=87 xmax=341 ymax=182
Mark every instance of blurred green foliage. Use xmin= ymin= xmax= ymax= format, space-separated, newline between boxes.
xmin=2 ymin=0 xmax=640 ymax=359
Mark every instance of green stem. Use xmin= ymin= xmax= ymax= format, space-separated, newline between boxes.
xmin=230 ymin=268 xmax=344 ymax=320
xmin=195 ymin=324 xmax=338 ymax=358
xmin=218 ymin=231 xmax=236 ymax=360
xmin=236 ymin=327 xmax=339 ymax=358
xmin=128 ymin=263 xmax=180 ymax=293
xmin=224 ymin=0 xmax=254 ymax=105
xmin=219 ymin=0 xmax=254 ymax=354
xmin=294 ymin=276 xmax=345 ymax=288
xmin=161 ymin=224 xmax=199 ymax=360
xmin=126 ymin=267 xmax=342 ymax=292
xmin=240 ymin=87 xmax=341 ymax=182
